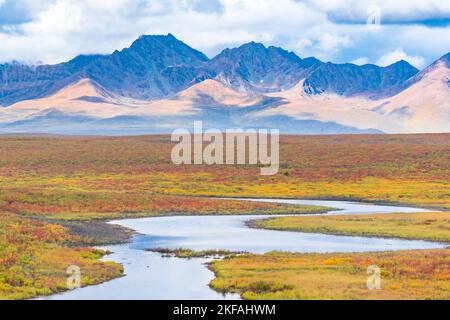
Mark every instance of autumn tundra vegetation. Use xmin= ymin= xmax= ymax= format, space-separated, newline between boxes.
xmin=0 ymin=133 xmax=448 ymax=299
xmin=250 ymin=212 xmax=450 ymax=242
xmin=209 ymin=249 xmax=450 ymax=300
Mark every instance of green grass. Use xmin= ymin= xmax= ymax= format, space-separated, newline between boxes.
xmin=250 ymin=212 xmax=450 ymax=242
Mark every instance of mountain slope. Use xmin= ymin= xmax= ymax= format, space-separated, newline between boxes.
xmin=83 ymin=34 xmax=209 ymax=100
xmin=303 ymin=60 xmax=418 ymax=97
xmin=258 ymin=81 xmax=399 ymax=133
xmin=0 ymin=77 xmax=379 ymax=135
xmin=0 ymin=35 xmax=447 ymax=135
xmin=0 ymin=34 xmax=209 ymax=106
xmin=1 ymin=54 xmax=448 ymax=134
xmin=373 ymin=57 xmax=450 ymax=133
xmin=207 ymin=41 xmax=418 ymax=97
xmin=0 ymin=35 xmax=420 ymax=106
xmin=205 ymin=42 xmax=319 ymax=92
xmin=257 ymin=55 xmax=450 ymax=133
xmin=177 ymin=79 xmax=262 ymax=106
xmin=0 ymin=79 xmax=134 ymax=123
xmin=0 ymin=61 xmax=84 ymax=106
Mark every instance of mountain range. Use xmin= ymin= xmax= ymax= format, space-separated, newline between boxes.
xmin=0 ymin=34 xmax=449 ymax=135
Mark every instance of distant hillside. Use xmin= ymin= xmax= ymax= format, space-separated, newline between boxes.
xmin=0 ymin=34 xmax=419 ymax=106
xmin=0 ymin=34 xmax=448 ymax=135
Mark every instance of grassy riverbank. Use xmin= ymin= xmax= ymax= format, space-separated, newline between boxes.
xmin=209 ymin=249 xmax=450 ymax=300
xmin=0 ymin=213 xmax=123 ymax=300
xmin=250 ymin=212 xmax=450 ymax=242
xmin=210 ymin=211 xmax=450 ymax=300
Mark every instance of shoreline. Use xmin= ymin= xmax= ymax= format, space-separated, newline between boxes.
xmin=245 ymin=218 xmax=450 ymax=245
xmin=36 ymin=198 xmax=448 ymax=300
xmin=189 ymin=194 xmax=449 ymax=212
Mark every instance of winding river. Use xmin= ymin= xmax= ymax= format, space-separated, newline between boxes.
xmin=45 ymin=199 xmax=445 ymax=300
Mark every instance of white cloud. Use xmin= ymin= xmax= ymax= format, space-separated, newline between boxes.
xmin=352 ymin=57 xmax=369 ymax=65
xmin=0 ymin=0 xmax=325 ymax=63
xmin=0 ymin=0 xmax=447 ymax=67
xmin=308 ymin=0 xmax=450 ymax=24
xmin=316 ymin=33 xmax=351 ymax=52
xmin=377 ymin=47 xmax=426 ymax=68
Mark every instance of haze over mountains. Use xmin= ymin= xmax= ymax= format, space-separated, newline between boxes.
xmin=0 ymin=34 xmax=449 ymax=135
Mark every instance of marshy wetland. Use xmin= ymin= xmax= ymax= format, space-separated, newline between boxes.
xmin=0 ymin=134 xmax=448 ymax=300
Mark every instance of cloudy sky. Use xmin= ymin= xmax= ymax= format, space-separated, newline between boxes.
xmin=0 ymin=0 xmax=449 ymax=69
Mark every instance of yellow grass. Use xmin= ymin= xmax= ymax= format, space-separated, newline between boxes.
xmin=251 ymin=212 xmax=450 ymax=242
xmin=0 ymin=212 xmax=123 ymax=300
xmin=0 ymin=134 xmax=448 ymax=299
xmin=210 ymin=249 xmax=450 ymax=300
